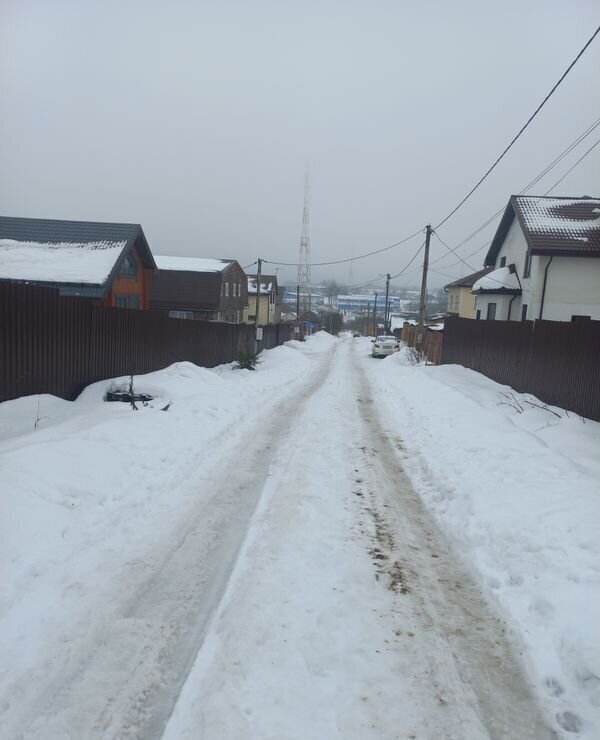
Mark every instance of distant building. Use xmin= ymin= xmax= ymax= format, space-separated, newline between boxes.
xmin=244 ymin=274 xmax=281 ymax=325
xmin=336 ymin=294 xmax=401 ymax=312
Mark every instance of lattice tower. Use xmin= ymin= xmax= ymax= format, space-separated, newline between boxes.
xmin=297 ymin=170 xmax=311 ymax=308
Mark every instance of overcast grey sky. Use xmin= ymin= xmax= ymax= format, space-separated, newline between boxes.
xmin=1 ymin=0 xmax=599 ymax=290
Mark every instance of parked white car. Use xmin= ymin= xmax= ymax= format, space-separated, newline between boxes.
xmin=371 ymin=335 xmax=400 ymax=358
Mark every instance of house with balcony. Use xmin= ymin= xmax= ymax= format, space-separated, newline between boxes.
xmin=0 ymin=216 xmax=156 ymax=308
xmin=472 ymin=195 xmax=600 ymax=322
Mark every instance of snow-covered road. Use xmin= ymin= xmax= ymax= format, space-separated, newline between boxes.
xmin=163 ymin=337 xmax=555 ymax=740
xmin=3 ymin=332 xmax=596 ymax=739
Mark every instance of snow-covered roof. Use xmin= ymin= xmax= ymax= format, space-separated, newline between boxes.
xmin=247 ymin=274 xmax=276 ymax=295
xmin=0 ymin=238 xmax=127 ymax=284
xmin=444 ymin=267 xmax=493 ymax=289
xmin=155 ymin=256 xmax=231 ymax=273
xmin=0 ymin=216 xmax=156 ymax=294
xmin=472 ymin=265 xmax=521 ymax=294
xmin=485 ymin=196 xmax=600 ymax=266
xmin=516 ymin=197 xmax=600 ymax=238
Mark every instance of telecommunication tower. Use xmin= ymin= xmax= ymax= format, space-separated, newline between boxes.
xmin=297 ymin=169 xmax=311 ymax=311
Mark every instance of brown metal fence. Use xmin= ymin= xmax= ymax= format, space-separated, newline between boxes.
xmin=399 ymin=323 xmax=443 ymax=365
xmin=0 ymin=283 xmax=293 ymax=403
xmin=441 ymin=315 xmax=600 ymax=420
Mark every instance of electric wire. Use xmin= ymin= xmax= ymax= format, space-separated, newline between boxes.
xmin=425 ymin=126 xmax=600 ymax=275
xmin=434 ymin=24 xmax=600 ymax=230
xmin=433 ymin=117 xmax=600 ymax=262
xmin=261 ymin=30 xmax=600 ymax=281
xmin=261 ymin=227 xmax=424 ymax=268
xmin=544 ymin=137 xmax=600 ymax=194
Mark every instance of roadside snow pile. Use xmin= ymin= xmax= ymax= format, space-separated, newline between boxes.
xmin=364 ymin=345 xmax=600 ymax=739
xmin=286 ymin=330 xmax=338 ymax=354
xmin=0 ymin=334 xmax=335 ymax=730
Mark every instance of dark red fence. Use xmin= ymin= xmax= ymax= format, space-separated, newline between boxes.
xmin=441 ymin=315 xmax=600 ymax=420
xmin=0 ymin=283 xmax=292 ymax=403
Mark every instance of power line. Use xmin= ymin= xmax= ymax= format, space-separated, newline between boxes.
xmin=390 ymin=240 xmax=426 ymax=279
xmin=429 ymin=123 xmax=600 ymax=274
xmin=434 ymin=25 xmax=600 ymax=230
xmin=544 ymin=137 xmax=600 ymax=194
xmin=263 ymin=29 xmax=600 ymax=279
xmin=438 ymin=117 xmax=600 ymax=257
xmin=262 ymin=227 xmax=424 ymax=268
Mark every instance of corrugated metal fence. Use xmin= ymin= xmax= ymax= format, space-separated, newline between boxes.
xmin=399 ymin=324 xmax=443 ymax=365
xmin=0 ymin=283 xmax=292 ymax=403
xmin=441 ymin=315 xmax=600 ymax=420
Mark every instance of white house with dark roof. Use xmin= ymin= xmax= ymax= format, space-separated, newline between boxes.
xmin=473 ymin=195 xmax=600 ymax=322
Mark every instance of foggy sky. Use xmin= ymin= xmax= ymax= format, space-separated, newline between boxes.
xmin=1 ymin=0 xmax=599 ymax=290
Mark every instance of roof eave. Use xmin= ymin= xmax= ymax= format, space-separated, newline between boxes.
xmin=485 ymin=198 xmax=521 ymax=266
xmin=472 ymin=287 xmax=521 ymax=295
xmin=530 ymin=247 xmax=600 ymax=258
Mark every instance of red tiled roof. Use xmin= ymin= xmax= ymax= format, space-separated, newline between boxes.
xmin=485 ymin=196 xmax=600 ymax=265
xmin=513 ymin=196 xmax=600 ymax=255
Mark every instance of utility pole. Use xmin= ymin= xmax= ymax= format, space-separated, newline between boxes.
xmin=372 ymin=293 xmax=378 ymax=336
xmin=417 ymin=225 xmax=433 ymax=353
xmin=296 ymin=284 xmax=300 ymax=318
xmin=384 ymin=273 xmax=391 ymax=333
xmin=254 ymin=257 xmax=262 ymax=337
xmin=366 ymin=301 xmax=371 ymax=335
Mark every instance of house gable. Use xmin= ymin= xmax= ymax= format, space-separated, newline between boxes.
xmin=0 ymin=216 xmax=156 ymax=299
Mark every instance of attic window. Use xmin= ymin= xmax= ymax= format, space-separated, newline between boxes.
xmin=499 ymin=256 xmax=506 ymax=268
xmin=119 ymin=252 xmax=137 ymax=277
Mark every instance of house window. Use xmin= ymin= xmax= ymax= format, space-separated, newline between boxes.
xmin=114 ymin=293 xmax=140 ymax=309
xmin=119 ymin=253 xmax=137 ymax=277
xmin=499 ymin=256 xmax=506 ymax=268
xmin=523 ymin=251 xmax=532 ymax=278
xmin=486 ymin=303 xmax=497 ymax=320
xmin=571 ymin=315 xmax=591 ymax=322
xmin=476 ymin=309 xmax=481 ymax=320
xmin=168 ymin=310 xmax=194 ymax=320
xmin=224 ymin=282 xmax=229 ymax=297
xmin=521 ymin=304 xmax=528 ymax=321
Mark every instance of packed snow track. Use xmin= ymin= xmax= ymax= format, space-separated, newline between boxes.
xmin=2 ymin=335 xmax=561 ymax=739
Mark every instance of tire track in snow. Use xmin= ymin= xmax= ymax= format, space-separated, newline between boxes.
xmin=5 ymin=345 xmax=337 ymax=740
xmin=351 ymin=344 xmax=560 ymax=740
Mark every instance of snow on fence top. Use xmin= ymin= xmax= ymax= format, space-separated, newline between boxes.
xmin=0 ymin=238 xmax=127 ymax=284
xmin=155 ymin=256 xmax=231 ymax=273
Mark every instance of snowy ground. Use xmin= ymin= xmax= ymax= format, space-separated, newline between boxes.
xmin=1 ymin=333 xmax=598 ymax=739
xmin=360 ymin=339 xmax=600 ymax=739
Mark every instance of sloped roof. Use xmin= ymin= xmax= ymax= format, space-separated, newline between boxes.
xmin=0 ymin=216 xmax=156 ymax=296
xmin=485 ymin=196 xmax=600 ymax=266
xmin=444 ymin=266 xmax=493 ymax=289
xmin=155 ymin=255 xmax=231 ymax=273
xmin=472 ymin=265 xmax=521 ymax=294
xmin=247 ymin=273 xmax=277 ymax=295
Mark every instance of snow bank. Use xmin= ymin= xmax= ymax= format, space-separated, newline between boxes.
xmin=362 ymin=341 xmax=600 ymax=738
xmin=285 ymin=330 xmax=338 ymax=354
xmin=0 ymin=332 xmax=336 ymax=731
